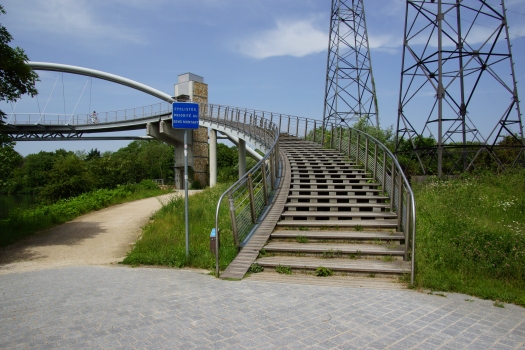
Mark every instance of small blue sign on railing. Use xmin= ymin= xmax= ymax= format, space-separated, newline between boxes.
xmin=172 ymin=102 xmax=199 ymax=129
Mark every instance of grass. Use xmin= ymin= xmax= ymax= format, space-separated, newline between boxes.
xmin=0 ymin=181 xmax=169 ymax=248
xmin=413 ymin=170 xmax=525 ymax=307
xmin=315 ymin=266 xmax=333 ymax=277
xmin=276 ymin=264 xmax=293 ymax=274
xmin=296 ymin=235 xmax=309 ymax=243
xmin=122 ymin=183 xmax=238 ymax=271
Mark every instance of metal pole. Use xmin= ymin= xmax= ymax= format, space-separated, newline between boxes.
xmin=228 ymin=195 xmax=239 ymax=247
xmin=437 ymin=0 xmax=444 ymax=177
xmin=373 ymin=143 xmax=378 ymax=180
xmin=364 ymin=138 xmax=369 ymax=171
xmin=338 ymin=126 xmax=342 ymax=152
xmin=247 ymin=174 xmax=256 ymax=223
xmin=184 ymin=129 xmax=189 ymax=258
xmin=261 ymin=163 xmax=269 ymax=205
xmin=397 ymin=173 xmax=404 ymax=232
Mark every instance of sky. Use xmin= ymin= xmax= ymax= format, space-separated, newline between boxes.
xmin=1 ymin=0 xmax=524 ymax=156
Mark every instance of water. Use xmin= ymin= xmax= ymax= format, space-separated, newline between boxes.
xmin=0 ymin=194 xmax=39 ymax=220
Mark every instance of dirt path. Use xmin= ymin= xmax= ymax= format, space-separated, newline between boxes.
xmin=0 ymin=191 xmax=201 ymax=275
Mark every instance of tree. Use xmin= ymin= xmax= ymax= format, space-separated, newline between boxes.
xmin=0 ymin=4 xmax=39 ymax=143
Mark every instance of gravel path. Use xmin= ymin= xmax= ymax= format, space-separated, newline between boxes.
xmin=0 ymin=190 xmax=201 ymax=275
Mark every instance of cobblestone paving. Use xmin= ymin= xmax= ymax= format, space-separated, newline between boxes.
xmin=1 ymin=266 xmax=524 ymax=349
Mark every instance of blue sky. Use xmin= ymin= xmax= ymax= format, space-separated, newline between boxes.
xmin=2 ymin=0 xmax=524 ymax=156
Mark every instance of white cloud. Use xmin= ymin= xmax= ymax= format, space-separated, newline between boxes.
xmin=4 ymin=0 xmax=145 ymax=46
xmin=238 ymin=19 xmax=327 ymax=59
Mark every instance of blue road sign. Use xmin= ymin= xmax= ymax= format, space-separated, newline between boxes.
xmin=172 ymin=102 xmax=199 ymax=129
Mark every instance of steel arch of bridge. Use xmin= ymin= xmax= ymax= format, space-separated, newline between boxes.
xmin=27 ymin=62 xmax=175 ymax=103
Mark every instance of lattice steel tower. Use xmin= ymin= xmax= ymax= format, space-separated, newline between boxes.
xmin=323 ymin=0 xmax=378 ymax=128
xmin=396 ymin=0 xmax=524 ymax=176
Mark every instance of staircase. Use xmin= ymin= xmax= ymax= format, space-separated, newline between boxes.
xmin=254 ymin=135 xmax=410 ymax=278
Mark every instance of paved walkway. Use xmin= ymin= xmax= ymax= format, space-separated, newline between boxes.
xmin=1 ymin=266 xmax=524 ymax=349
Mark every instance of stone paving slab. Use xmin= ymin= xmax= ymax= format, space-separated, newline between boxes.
xmin=1 ymin=266 xmax=524 ymax=349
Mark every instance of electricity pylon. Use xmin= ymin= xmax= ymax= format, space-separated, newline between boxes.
xmin=323 ymin=0 xmax=379 ymax=129
xmin=396 ymin=0 xmax=524 ymax=176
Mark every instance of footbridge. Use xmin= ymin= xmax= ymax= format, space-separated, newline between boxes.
xmin=3 ymin=62 xmax=415 ymax=284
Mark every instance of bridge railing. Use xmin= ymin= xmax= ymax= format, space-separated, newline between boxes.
xmin=5 ymin=103 xmax=172 ymax=125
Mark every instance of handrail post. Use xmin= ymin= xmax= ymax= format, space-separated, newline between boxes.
xmin=338 ymin=126 xmax=342 ymax=153
xmin=313 ymin=120 xmax=317 ymax=143
xmin=382 ymin=151 xmax=387 ymax=194
xmin=390 ymin=161 xmax=395 ymax=212
xmin=228 ymin=194 xmax=239 ymax=247
xmin=364 ymin=138 xmax=369 ymax=171
xmin=287 ymin=117 xmax=291 ymax=135
xmin=295 ymin=116 xmax=299 ymax=137
xmin=356 ymin=133 xmax=361 ymax=165
xmin=330 ymin=123 xmax=334 ymax=149
xmin=373 ymin=143 xmax=378 ymax=180
xmin=348 ymin=129 xmax=352 ymax=159
xmin=270 ymin=149 xmax=276 ymax=190
xmin=304 ymin=120 xmax=308 ymax=140
xmin=405 ymin=193 xmax=411 ymax=261
xmin=261 ymin=163 xmax=269 ymax=205
xmin=247 ymin=174 xmax=257 ymax=223
xmin=321 ymin=121 xmax=326 ymax=147
xmin=397 ymin=172 xmax=404 ymax=232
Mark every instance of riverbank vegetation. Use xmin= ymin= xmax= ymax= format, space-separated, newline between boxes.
xmin=0 ymin=180 xmax=169 ymax=247
xmin=0 ymin=140 xmax=250 ymax=248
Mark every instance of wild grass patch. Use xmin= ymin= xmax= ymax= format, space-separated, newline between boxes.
xmin=413 ymin=170 xmax=525 ymax=306
xmin=122 ymin=183 xmax=238 ymax=271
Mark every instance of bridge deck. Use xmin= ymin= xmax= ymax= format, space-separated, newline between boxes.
xmin=220 ymin=139 xmax=292 ymax=280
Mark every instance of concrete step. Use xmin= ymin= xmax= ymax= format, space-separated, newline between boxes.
xmin=276 ymin=220 xmax=398 ymax=228
xmin=256 ymin=256 xmax=410 ymax=274
xmin=280 ymin=211 xmax=397 ymax=220
xmin=287 ymin=194 xmax=390 ymax=201
xmin=284 ymin=202 xmax=390 ymax=210
xmin=263 ymin=242 xmax=405 ymax=256
xmin=290 ymin=189 xmax=385 ymax=194
xmin=271 ymin=230 xmax=404 ymax=241
xmin=291 ymin=170 xmax=368 ymax=175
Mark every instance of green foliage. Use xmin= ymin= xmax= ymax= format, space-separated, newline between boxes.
xmin=0 ymin=181 xmax=167 ymax=247
xmin=0 ymin=5 xmax=39 ymax=141
xmin=122 ymin=183 xmax=238 ymax=271
xmin=0 ymin=143 xmax=23 ymax=193
xmin=248 ymin=263 xmax=264 ymax=273
xmin=315 ymin=266 xmax=333 ymax=277
xmin=414 ymin=170 xmax=525 ymax=306
xmin=38 ymin=154 xmax=94 ymax=202
xmin=4 ymin=140 xmax=175 ymax=200
xmin=276 ymin=265 xmax=293 ymax=274
xmin=296 ymin=235 xmax=309 ymax=243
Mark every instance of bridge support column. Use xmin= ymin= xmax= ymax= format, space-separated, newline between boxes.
xmin=209 ymin=129 xmax=217 ymax=187
xmin=175 ymin=73 xmax=209 ymax=188
xmin=238 ymin=139 xmax=246 ymax=178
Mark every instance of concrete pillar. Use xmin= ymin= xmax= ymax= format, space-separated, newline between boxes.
xmin=209 ymin=129 xmax=217 ymax=187
xmin=238 ymin=138 xmax=246 ymax=178
xmin=174 ymin=73 xmax=209 ymax=188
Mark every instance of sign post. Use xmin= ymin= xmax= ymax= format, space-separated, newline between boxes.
xmin=172 ymin=102 xmax=199 ymax=258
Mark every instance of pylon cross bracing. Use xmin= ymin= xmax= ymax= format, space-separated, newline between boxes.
xmin=396 ymin=0 xmax=524 ymax=176
xmin=323 ymin=0 xmax=379 ymax=130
